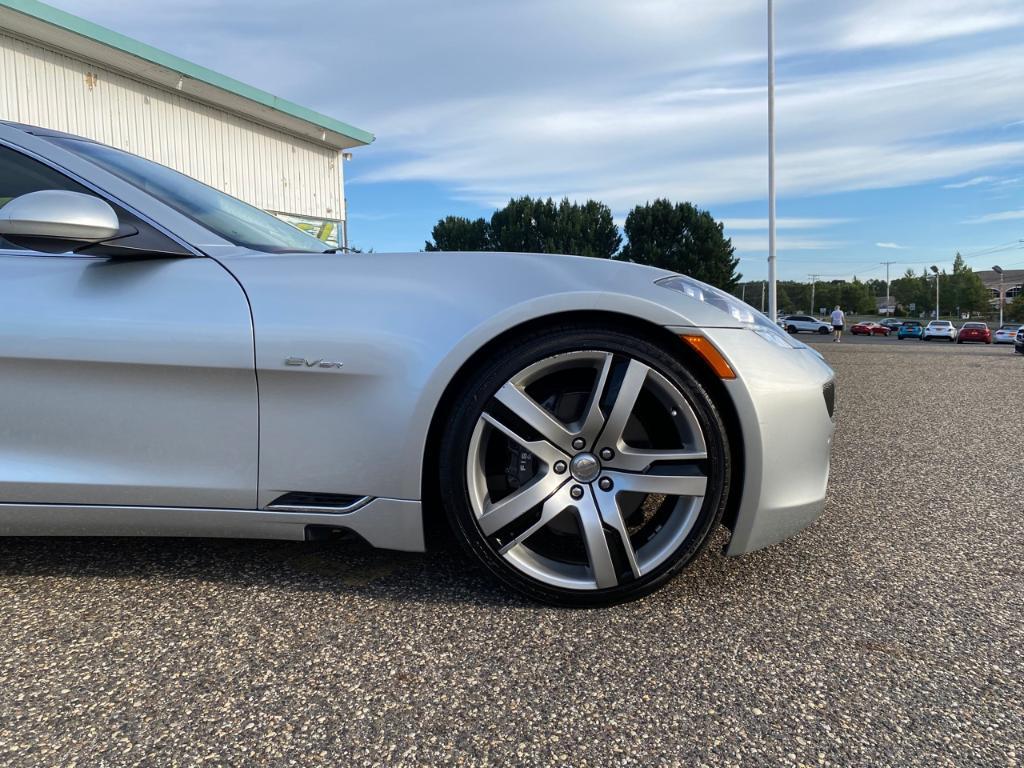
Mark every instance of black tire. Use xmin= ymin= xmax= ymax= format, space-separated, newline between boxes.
xmin=818 ymin=326 xmax=830 ymax=335
xmin=437 ymin=324 xmax=730 ymax=607
xmin=786 ymin=325 xmax=797 ymax=334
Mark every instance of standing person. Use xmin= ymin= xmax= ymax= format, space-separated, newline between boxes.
xmin=831 ymin=305 xmax=845 ymax=343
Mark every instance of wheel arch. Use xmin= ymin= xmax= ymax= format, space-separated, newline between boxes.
xmin=419 ymin=310 xmax=746 ymax=548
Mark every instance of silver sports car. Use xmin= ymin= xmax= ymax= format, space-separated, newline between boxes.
xmin=0 ymin=121 xmax=835 ymax=605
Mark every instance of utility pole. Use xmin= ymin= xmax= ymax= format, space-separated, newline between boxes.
xmin=766 ymin=0 xmax=777 ymax=322
xmin=993 ymin=265 xmax=1004 ymax=326
xmin=761 ymin=281 xmax=766 ymax=312
xmin=930 ymin=265 xmax=940 ymax=319
xmin=880 ymin=261 xmax=897 ymax=315
xmin=808 ymin=274 xmax=820 ymax=315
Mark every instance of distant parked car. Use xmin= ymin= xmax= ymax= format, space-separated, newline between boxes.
xmin=922 ymin=320 xmax=957 ymax=341
xmin=879 ymin=318 xmax=904 ymax=332
xmin=956 ymin=322 xmax=991 ymax=344
xmin=1016 ymin=326 xmax=1024 ymax=355
xmin=993 ymin=324 xmax=1023 ymax=344
xmin=780 ymin=315 xmax=832 ymax=335
xmin=897 ymin=320 xmax=923 ymax=339
xmin=850 ymin=321 xmax=891 ymax=336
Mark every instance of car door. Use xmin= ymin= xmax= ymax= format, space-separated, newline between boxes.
xmin=0 ymin=143 xmax=258 ymax=509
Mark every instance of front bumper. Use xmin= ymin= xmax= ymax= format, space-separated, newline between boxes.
xmin=676 ymin=327 xmax=836 ymax=556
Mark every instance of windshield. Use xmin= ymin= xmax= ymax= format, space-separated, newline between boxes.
xmin=50 ymin=138 xmax=328 ymax=254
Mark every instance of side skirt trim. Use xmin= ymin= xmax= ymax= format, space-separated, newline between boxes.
xmin=0 ymin=497 xmax=425 ymax=552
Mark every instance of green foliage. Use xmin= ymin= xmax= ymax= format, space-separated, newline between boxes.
xmin=425 ymin=195 xmax=741 ymax=291
xmin=553 ymin=199 xmax=622 ymax=259
xmin=618 ymin=199 xmax=741 ymax=291
xmin=945 ymin=252 xmax=991 ymax=315
xmin=424 ymin=216 xmax=489 ymax=252
xmin=425 ymin=196 xmax=621 ymax=260
xmin=1008 ymin=292 xmax=1024 ymax=323
xmin=487 ymin=196 xmax=559 ymax=253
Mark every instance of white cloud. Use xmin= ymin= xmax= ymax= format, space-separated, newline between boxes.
xmin=724 ymin=217 xmax=852 ymax=230
xmin=964 ymin=209 xmax=1024 ymax=224
xmin=355 ymin=42 xmax=1024 ymax=211
xmin=729 ymin=236 xmax=846 ymax=253
xmin=876 ymin=242 xmax=910 ymax=249
xmin=835 ymin=0 xmax=1024 ymax=49
xmin=44 ymin=0 xmax=1024 ymax=217
xmin=943 ymin=175 xmax=998 ymax=188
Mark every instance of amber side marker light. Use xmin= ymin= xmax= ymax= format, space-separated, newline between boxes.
xmin=679 ymin=334 xmax=736 ymax=380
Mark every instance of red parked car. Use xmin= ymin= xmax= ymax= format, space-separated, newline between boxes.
xmin=850 ymin=321 xmax=891 ymax=336
xmin=956 ymin=322 xmax=991 ymax=344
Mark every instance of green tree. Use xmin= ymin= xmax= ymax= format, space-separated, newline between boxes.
xmin=552 ymin=198 xmax=621 ymax=258
xmin=424 ymin=216 xmax=489 ymax=251
xmin=487 ymin=196 xmax=559 ymax=253
xmin=947 ymin=252 xmax=991 ymax=316
xmin=841 ymin=278 xmax=875 ymax=314
xmin=425 ymin=196 xmax=622 ymax=258
xmin=892 ymin=269 xmax=927 ymax=314
xmin=1007 ymin=291 xmax=1024 ymax=323
xmin=618 ymin=199 xmax=741 ymax=290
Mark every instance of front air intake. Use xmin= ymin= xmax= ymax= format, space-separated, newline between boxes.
xmin=822 ymin=380 xmax=836 ymax=419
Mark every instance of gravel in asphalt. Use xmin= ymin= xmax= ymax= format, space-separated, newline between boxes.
xmin=0 ymin=343 xmax=1021 ymax=766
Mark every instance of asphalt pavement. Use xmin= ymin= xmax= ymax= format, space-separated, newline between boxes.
xmin=1 ymin=343 xmax=1021 ymax=766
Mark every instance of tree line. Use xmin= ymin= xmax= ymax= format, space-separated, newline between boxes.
xmin=424 ymin=197 xmax=1022 ymax=321
xmin=425 ymin=196 xmax=741 ymax=291
xmin=737 ymin=253 xmax=1008 ymax=319
xmin=735 ymin=278 xmax=878 ymax=315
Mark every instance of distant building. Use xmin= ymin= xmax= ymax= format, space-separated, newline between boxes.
xmin=0 ymin=0 xmax=373 ymax=248
xmin=975 ymin=268 xmax=1024 ymax=312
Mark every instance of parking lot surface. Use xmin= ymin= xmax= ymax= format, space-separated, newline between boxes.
xmin=1 ymin=343 xmax=1021 ymax=766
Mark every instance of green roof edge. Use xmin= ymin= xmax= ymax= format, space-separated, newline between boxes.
xmin=0 ymin=0 xmax=375 ymax=145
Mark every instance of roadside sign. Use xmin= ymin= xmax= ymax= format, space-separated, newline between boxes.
xmin=909 ymin=303 xmax=916 ymax=311
xmin=819 ymin=307 xmax=826 ymax=315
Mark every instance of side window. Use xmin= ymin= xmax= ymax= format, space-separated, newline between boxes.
xmin=0 ymin=144 xmax=94 ymax=251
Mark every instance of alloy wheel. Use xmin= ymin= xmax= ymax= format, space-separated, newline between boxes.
xmin=464 ymin=350 xmax=714 ymax=591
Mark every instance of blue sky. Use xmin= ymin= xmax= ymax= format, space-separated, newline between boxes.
xmin=50 ymin=0 xmax=1024 ymax=281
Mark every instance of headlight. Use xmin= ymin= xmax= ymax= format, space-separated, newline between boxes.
xmin=655 ymin=275 xmax=801 ymax=349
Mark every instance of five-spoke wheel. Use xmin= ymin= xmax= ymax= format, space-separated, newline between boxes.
xmin=439 ymin=326 xmax=730 ymax=605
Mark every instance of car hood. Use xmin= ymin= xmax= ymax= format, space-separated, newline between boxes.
xmin=216 ymin=249 xmax=750 ymax=331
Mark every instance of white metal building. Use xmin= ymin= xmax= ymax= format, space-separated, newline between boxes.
xmin=0 ymin=0 xmax=373 ymax=248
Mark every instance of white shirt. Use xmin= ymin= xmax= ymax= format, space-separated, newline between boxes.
xmin=830 ymin=309 xmax=845 ymax=325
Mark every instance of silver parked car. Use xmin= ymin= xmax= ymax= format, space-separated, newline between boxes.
xmin=0 ymin=122 xmax=836 ymax=605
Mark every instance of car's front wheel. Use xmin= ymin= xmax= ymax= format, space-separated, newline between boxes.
xmin=438 ymin=325 xmax=730 ymax=606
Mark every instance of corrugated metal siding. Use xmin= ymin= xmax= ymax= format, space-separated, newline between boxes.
xmin=0 ymin=31 xmax=344 ymax=221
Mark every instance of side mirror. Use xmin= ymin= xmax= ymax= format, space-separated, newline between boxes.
xmin=0 ymin=190 xmax=120 ymax=243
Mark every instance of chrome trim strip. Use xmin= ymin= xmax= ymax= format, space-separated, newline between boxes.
xmin=264 ymin=496 xmax=371 ymax=514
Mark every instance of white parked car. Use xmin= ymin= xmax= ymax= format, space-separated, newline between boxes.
xmin=993 ymin=324 xmax=1023 ymax=344
xmin=922 ymin=320 xmax=957 ymax=341
xmin=778 ymin=315 xmax=832 ymax=335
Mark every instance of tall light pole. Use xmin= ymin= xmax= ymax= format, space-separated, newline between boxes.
xmin=767 ymin=0 xmax=777 ymax=322
xmin=993 ymin=265 xmax=1004 ymax=326
xmin=880 ymin=261 xmax=897 ymax=315
xmin=930 ymin=265 xmax=940 ymax=319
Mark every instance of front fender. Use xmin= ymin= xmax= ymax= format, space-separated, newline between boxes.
xmin=220 ymin=250 xmax=738 ymax=506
